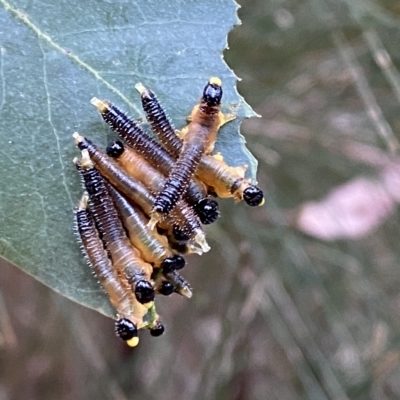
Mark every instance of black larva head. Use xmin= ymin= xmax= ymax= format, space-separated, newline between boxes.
xmin=159 ymin=281 xmax=174 ymax=296
xmin=161 ymin=255 xmax=184 ymax=274
xmin=243 ymin=186 xmax=264 ymax=206
xmin=161 ymin=257 xmax=175 ymax=274
xmin=172 ymin=255 xmax=185 ymax=270
xmin=115 ymin=318 xmax=138 ymax=341
xmin=150 ymin=322 xmax=165 ymax=337
xmin=202 ymin=78 xmax=222 ymax=107
xmin=194 ymin=198 xmax=220 ymax=225
xmin=134 ymin=280 xmax=155 ymax=304
xmin=172 ymin=225 xmax=191 ymax=242
xmin=106 ymin=140 xmax=125 ymax=158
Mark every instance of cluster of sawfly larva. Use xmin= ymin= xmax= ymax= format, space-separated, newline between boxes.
xmin=73 ymin=77 xmax=264 ymax=347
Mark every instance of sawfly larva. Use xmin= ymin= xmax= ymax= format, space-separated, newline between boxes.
xmin=91 ymin=97 xmax=219 ymax=224
xmin=136 ymin=83 xmax=263 ymax=206
xmin=108 ymin=184 xmax=186 ymax=271
xmin=150 ymin=262 xmax=191 ymax=299
xmin=106 ymin=140 xmax=210 ymax=253
xmin=151 ymin=78 xmax=233 ymax=217
xmin=73 ymin=133 xmax=190 ymax=242
xmin=75 ymin=193 xmax=143 ymax=346
xmin=164 ymin=269 xmax=193 ymax=298
xmin=135 ymin=82 xmax=183 ymax=159
xmin=75 ymin=150 xmax=155 ymax=305
xmin=196 ymin=156 xmax=264 ymax=206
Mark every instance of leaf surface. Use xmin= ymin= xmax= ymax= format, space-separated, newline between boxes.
xmin=0 ymin=0 xmax=257 ymax=316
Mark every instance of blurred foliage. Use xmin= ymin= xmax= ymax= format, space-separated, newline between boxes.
xmin=2 ymin=0 xmax=400 ymax=399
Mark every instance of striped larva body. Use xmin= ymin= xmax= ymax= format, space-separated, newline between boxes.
xmin=106 ymin=240 xmax=154 ymax=304
xmin=90 ymin=97 xmax=173 ymax=172
xmin=74 ymin=133 xmax=155 ymax=217
xmin=106 ymin=141 xmax=210 ymax=253
xmin=73 ymin=133 xmax=207 ymax=252
xmin=108 ymin=184 xmax=186 ymax=271
xmin=75 ymin=150 xmax=155 ymax=305
xmin=73 ymin=133 xmax=180 ymax=236
xmin=136 ymin=83 xmax=263 ymax=206
xmin=196 ymin=156 xmax=264 ymax=206
xmin=105 ymin=141 xmax=200 ymax=224
xmin=75 ymin=194 xmax=142 ymax=346
xmin=135 ymin=82 xmax=183 ymax=158
xmin=152 ymin=78 xmax=227 ymax=216
xmin=106 ymin=140 xmax=169 ymax=195
xmin=91 ymin=97 xmax=219 ymax=225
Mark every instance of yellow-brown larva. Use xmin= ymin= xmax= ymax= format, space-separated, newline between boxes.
xmin=90 ymin=97 xmax=219 ymax=225
xmin=75 ymin=193 xmax=144 ymax=346
xmin=75 ymin=150 xmax=155 ymax=306
xmin=73 ymin=133 xmax=156 ymax=218
xmin=105 ymin=140 xmax=210 ymax=253
xmin=73 ymin=133 xmax=191 ymax=243
xmin=195 ymin=156 xmax=264 ymax=206
xmin=108 ymin=184 xmax=186 ymax=273
xmin=136 ymin=83 xmax=263 ymax=206
xmin=135 ymin=82 xmax=184 ymax=165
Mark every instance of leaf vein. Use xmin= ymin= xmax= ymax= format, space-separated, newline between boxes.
xmin=56 ymin=19 xmax=219 ymax=38
xmin=0 ymin=0 xmax=141 ymax=113
xmin=39 ymin=40 xmax=74 ymax=211
xmin=0 ymin=47 xmax=5 ymax=113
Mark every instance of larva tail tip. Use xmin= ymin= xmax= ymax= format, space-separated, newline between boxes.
xmin=90 ymin=97 xmax=109 ymax=113
xmin=209 ymin=77 xmax=222 ymax=86
xmin=148 ymin=212 xmax=162 ymax=230
xmin=77 ymin=193 xmax=89 ymax=210
xmin=90 ymin=96 xmax=100 ymax=106
xmin=135 ymin=82 xmax=147 ymax=95
xmin=73 ymin=132 xmax=83 ymax=144
xmin=194 ymin=231 xmax=210 ymax=253
xmin=193 ymin=249 xmax=203 ymax=256
xmin=186 ymin=242 xmax=204 ymax=256
xmin=147 ymin=219 xmax=156 ymax=230
xmin=179 ymin=286 xmax=193 ymax=299
xmin=80 ymin=149 xmax=93 ymax=169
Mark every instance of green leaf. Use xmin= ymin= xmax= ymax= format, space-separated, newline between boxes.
xmin=0 ymin=0 xmax=257 ymax=317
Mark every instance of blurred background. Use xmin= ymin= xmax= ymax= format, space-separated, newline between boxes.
xmin=2 ymin=0 xmax=400 ymax=399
